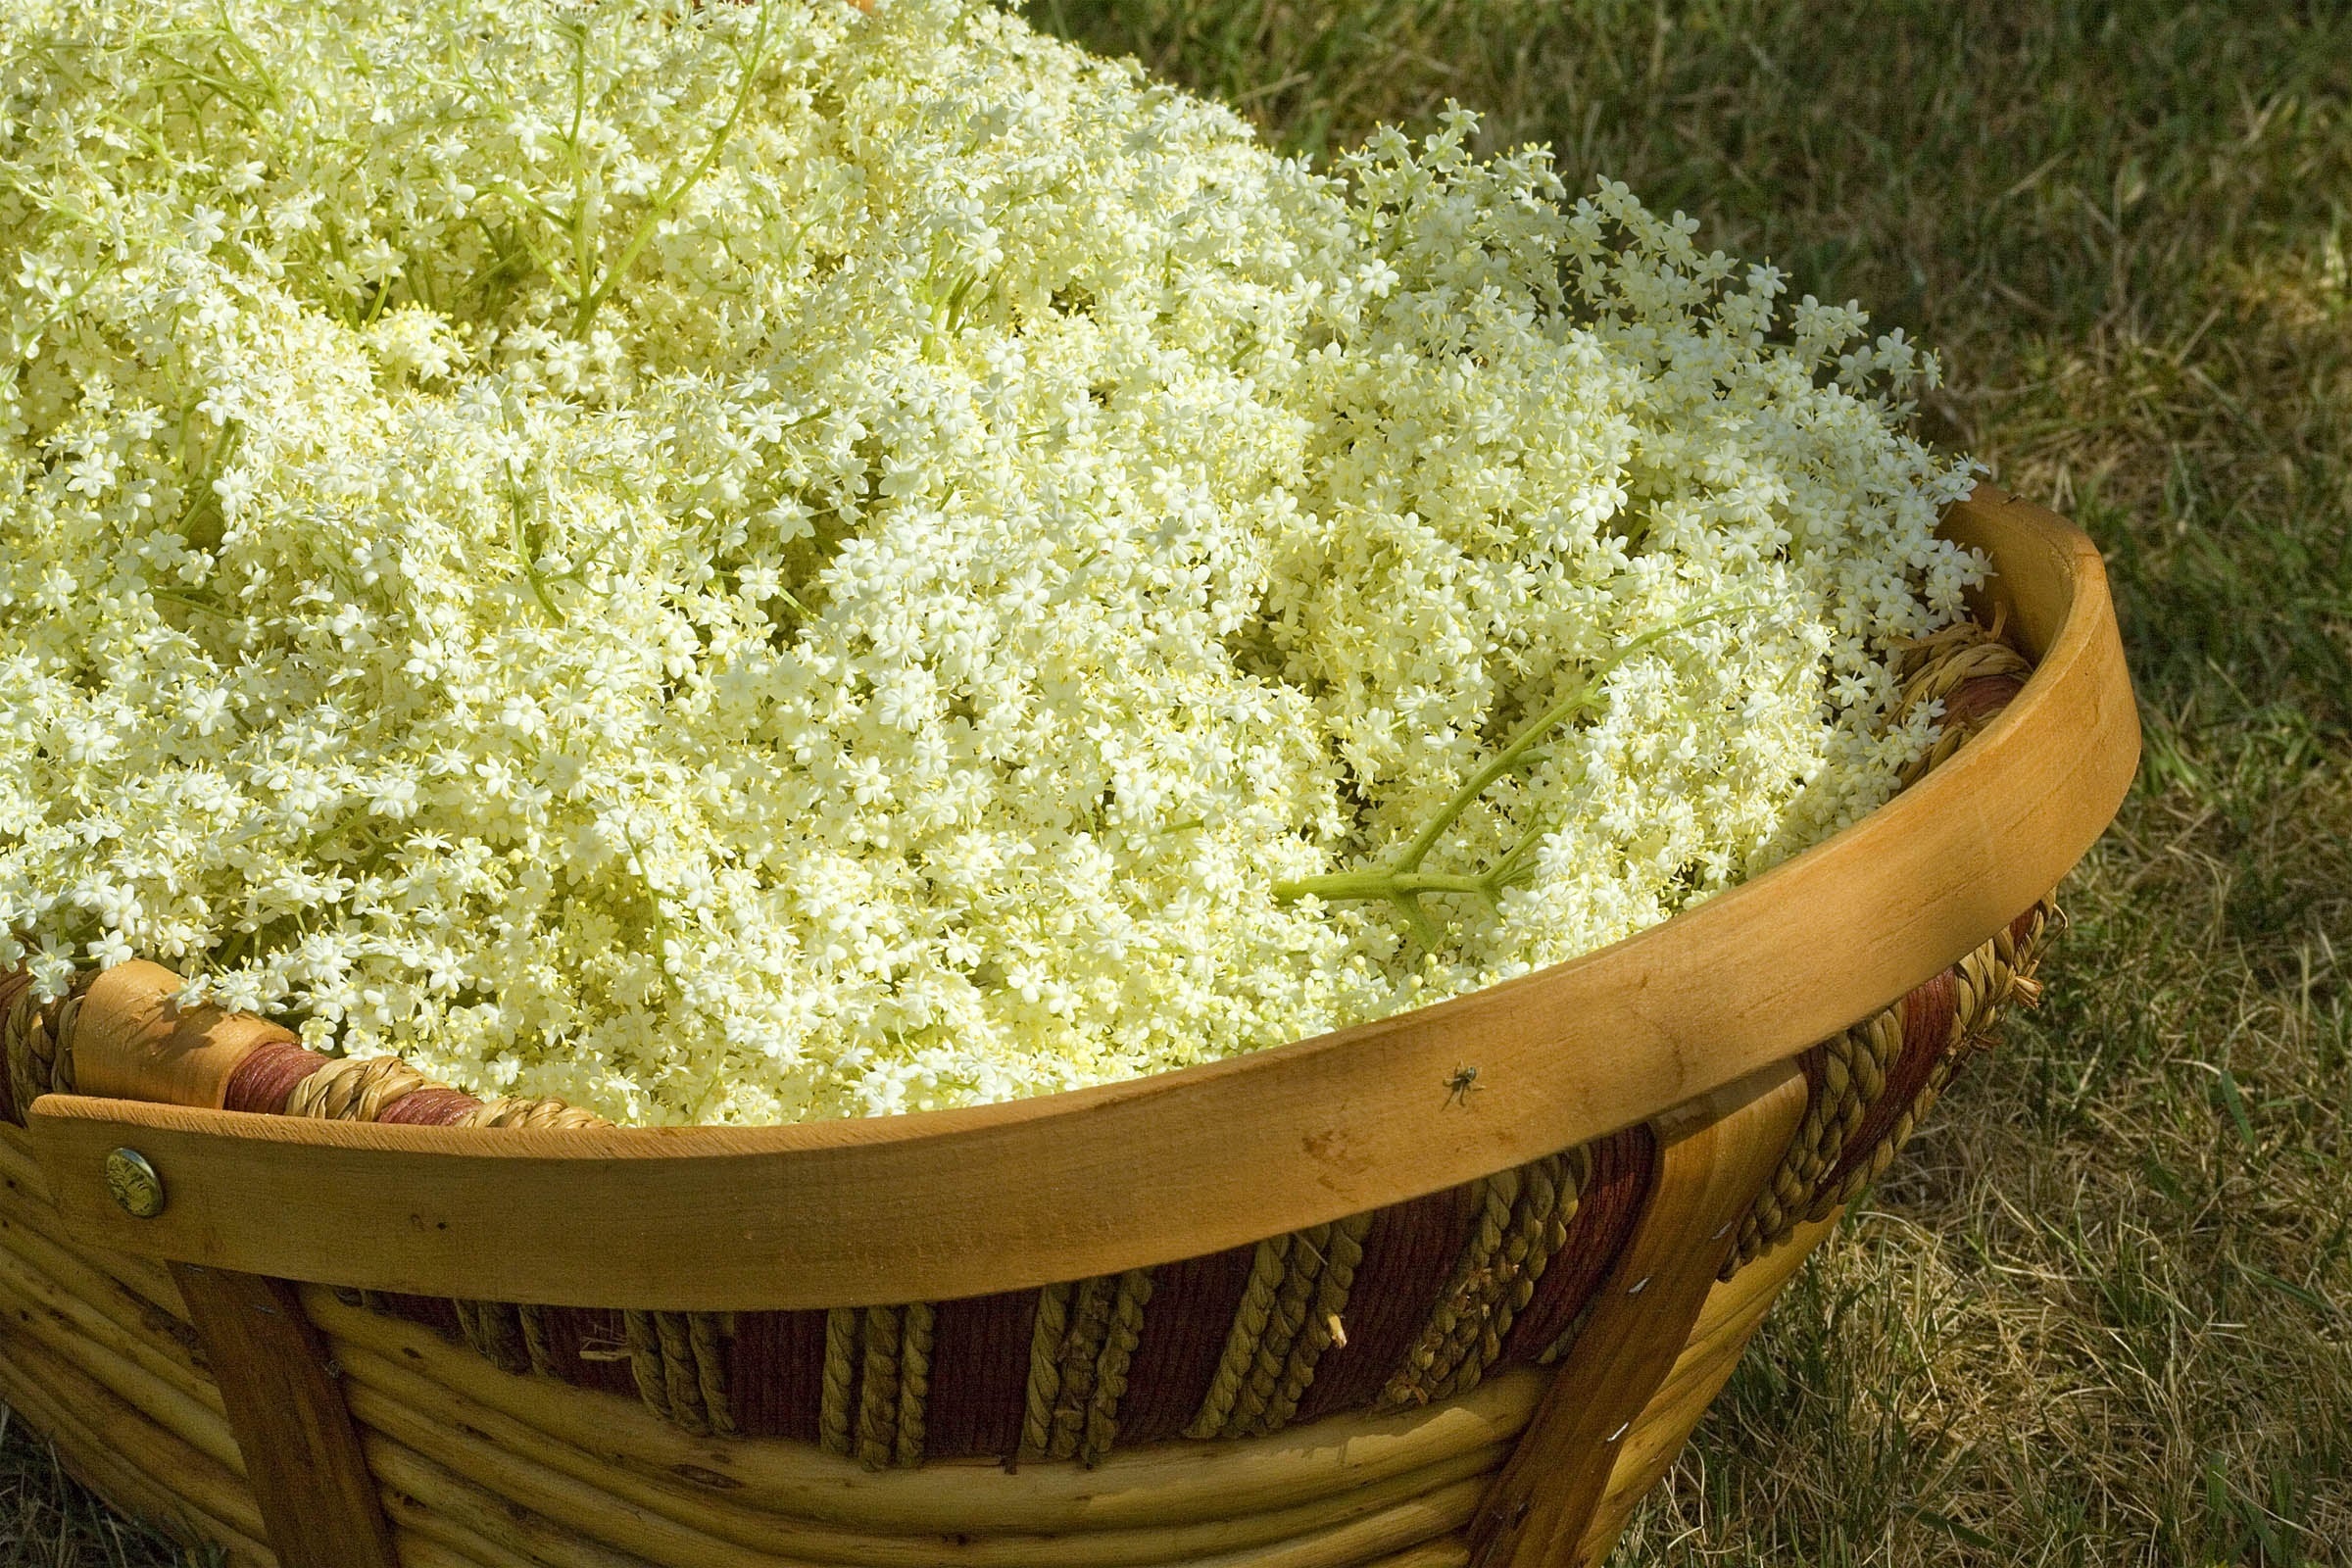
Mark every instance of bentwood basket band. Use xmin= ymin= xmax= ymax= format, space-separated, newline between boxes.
xmin=0 ymin=613 xmax=2053 ymax=1463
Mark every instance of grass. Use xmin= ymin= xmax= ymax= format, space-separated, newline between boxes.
xmin=1028 ymin=0 xmax=2352 ymax=1559
xmin=0 ymin=1410 xmax=199 ymax=1567
xmin=8 ymin=0 xmax=2349 ymax=1561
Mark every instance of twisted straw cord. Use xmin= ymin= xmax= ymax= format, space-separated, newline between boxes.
xmin=652 ymin=1311 xmax=712 ymax=1437
xmin=1047 ymin=1276 xmax=1117 ymax=1460
xmin=454 ymin=1299 xmax=531 ymax=1375
xmin=1800 ymin=908 xmax=2048 ymax=1226
xmin=818 ymin=1306 xmax=860 ymax=1457
xmin=518 ymin=1305 xmax=559 ymax=1379
xmin=623 ymin=1309 xmax=673 ymax=1425
xmin=1432 ymin=1157 xmax=1570 ymax=1400
xmin=452 ymin=1299 xmax=490 ymax=1362
xmin=1736 ymin=1005 xmax=1900 ymax=1265
xmin=855 ymin=1304 xmax=902 ymax=1470
xmin=1536 ymin=1301 xmax=1593 ymax=1367
xmin=1736 ymin=1056 xmax=1830 ymax=1262
xmin=1498 ymin=1158 xmax=1578 ymax=1337
xmin=1228 ymin=1222 xmax=1329 ymax=1438
xmin=1431 ymin=1170 xmax=1525 ymax=1375
xmin=457 ymin=1095 xmax=611 ymax=1129
xmin=689 ymin=1311 xmax=736 ymax=1438
xmin=894 ymin=1301 xmax=935 ymax=1468
xmin=1079 ymin=1269 xmax=1154 ymax=1465
xmin=284 ymin=1054 xmax=432 ymax=1122
xmin=3 ymin=982 xmax=48 ymax=1111
xmin=1184 ymin=1235 xmax=1290 ymax=1441
xmin=46 ymin=994 xmax=80 ymax=1095
xmin=1258 ymin=1211 xmax=1373 ymax=1435
xmin=1381 ymin=1167 xmax=1519 ymax=1410
xmin=1016 ymin=1282 xmax=1071 ymax=1463
xmin=1 ymin=977 xmax=85 ymax=1103
xmin=1890 ymin=613 xmax=2032 ymax=764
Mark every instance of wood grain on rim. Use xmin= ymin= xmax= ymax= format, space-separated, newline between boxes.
xmin=23 ymin=487 xmax=2139 ymax=1309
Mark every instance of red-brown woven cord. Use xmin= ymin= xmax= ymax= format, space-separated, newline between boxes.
xmin=375 ymin=1088 xmax=483 ymax=1125
xmin=1102 ymin=1247 xmax=1255 ymax=1449
xmin=222 ymin=1041 xmax=330 ymax=1114
xmin=1499 ymin=1125 xmax=1652 ymax=1364
xmin=917 ymin=1290 xmax=1038 ymax=1460
xmin=723 ymin=1309 xmax=830 ymax=1443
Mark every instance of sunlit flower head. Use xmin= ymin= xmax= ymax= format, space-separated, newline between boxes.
xmin=0 ymin=0 xmax=1981 ymax=1124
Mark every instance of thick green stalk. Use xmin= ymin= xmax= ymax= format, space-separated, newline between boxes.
xmin=1276 ymin=603 xmax=1754 ymax=943
xmin=570 ymin=4 xmax=770 ymax=339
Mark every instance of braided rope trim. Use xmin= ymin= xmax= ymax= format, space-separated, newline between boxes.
xmin=1890 ymin=612 xmax=2034 ymax=787
xmin=1184 ymin=1237 xmax=1290 ymax=1441
xmin=1253 ymin=1213 xmax=1369 ymax=1437
xmin=1229 ymin=1221 xmax=1328 ymax=1438
xmin=1814 ymin=906 xmax=2051 ymax=1221
xmin=1374 ymin=1152 xmax=1585 ymax=1413
xmin=818 ymin=1305 xmax=860 ymax=1458
xmin=0 ymin=969 xmax=89 ymax=1109
xmin=1377 ymin=1169 xmax=1519 ymax=1412
xmin=1047 ymin=1275 xmax=1117 ymax=1461
xmin=855 ymin=1304 xmax=904 ymax=1469
xmin=453 ymin=1299 xmax=531 ymax=1377
xmin=458 ymin=1095 xmax=610 ymax=1130
xmin=1734 ymin=1016 xmax=1896 ymax=1265
xmin=1434 ymin=1150 xmax=1580 ymax=1402
xmin=1078 ymin=1269 xmax=1154 ymax=1464
xmin=1015 ymin=1281 xmax=1073 ymax=1463
xmin=895 ymin=1301 xmax=935 ymax=1469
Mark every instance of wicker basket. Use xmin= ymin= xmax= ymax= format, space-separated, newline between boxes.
xmin=0 ymin=485 xmax=2136 ymax=1568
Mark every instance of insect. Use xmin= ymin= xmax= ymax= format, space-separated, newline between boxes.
xmin=1443 ymin=1063 xmax=1483 ymax=1109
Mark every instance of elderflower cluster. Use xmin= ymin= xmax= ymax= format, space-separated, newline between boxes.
xmin=0 ymin=0 xmax=1983 ymax=1124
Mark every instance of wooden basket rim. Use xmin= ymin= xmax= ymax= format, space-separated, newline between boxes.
xmin=24 ymin=485 xmax=2139 ymax=1308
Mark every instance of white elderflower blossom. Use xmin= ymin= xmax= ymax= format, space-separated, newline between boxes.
xmin=0 ymin=0 xmax=1983 ymax=1125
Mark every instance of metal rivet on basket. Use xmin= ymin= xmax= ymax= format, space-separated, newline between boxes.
xmin=104 ymin=1148 xmax=166 ymax=1219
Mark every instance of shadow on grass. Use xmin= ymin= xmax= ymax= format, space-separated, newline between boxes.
xmin=0 ymin=1406 xmax=205 ymax=1566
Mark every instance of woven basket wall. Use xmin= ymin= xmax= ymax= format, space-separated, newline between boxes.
xmin=0 ymin=1115 xmax=1836 ymax=1568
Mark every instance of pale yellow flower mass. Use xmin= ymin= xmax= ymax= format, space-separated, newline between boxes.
xmin=0 ymin=0 xmax=1982 ymax=1124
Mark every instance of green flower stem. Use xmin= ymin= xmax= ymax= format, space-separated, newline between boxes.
xmin=1275 ymin=601 xmax=1756 ymax=943
xmin=1286 ymin=868 xmax=1494 ymax=903
xmin=509 ymin=472 xmax=566 ymax=625
xmin=569 ymin=2 xmax=769 ymax=339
